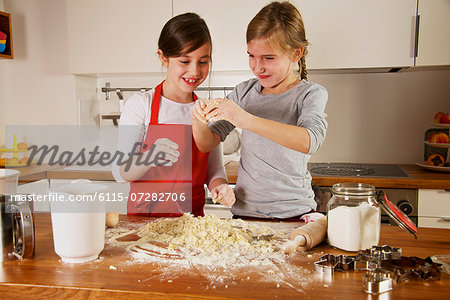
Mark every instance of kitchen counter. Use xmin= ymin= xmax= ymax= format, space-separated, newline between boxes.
xmin=47 ymin=166 xmax=115 ymax=181
xmin=9 ymin=164 xmax=62 ymax=184
xmin=0 ymin=214 xmax=449 ymax=299
xmin=225 ymin=162 xmax=450 ymax=189
xmin=13 ymin=161 xmax=450 ymax=189
xmin=312 ymin=164 xmax=450 ymax=189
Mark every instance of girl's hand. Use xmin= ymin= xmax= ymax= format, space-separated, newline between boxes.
xmin=149 ymin=137 xmax=180 ymax=166
xmin=119 ymin=137 xmax=179 ymax=181
xmin=211 ymin=183 xmax=235 ymax=207
xmin=204 ymin=98 xmax=250 ymax=128
xmin=192 ymin=98 xmax=209 ymax=124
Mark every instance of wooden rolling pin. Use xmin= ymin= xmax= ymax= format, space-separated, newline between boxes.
xmin=282 ymin=216 xmax=327 ymax=253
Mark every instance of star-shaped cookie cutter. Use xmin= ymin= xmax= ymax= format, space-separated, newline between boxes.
xmin=353 ymin=245 xmax=402 ymax=271
xmin=314 ymin=245 xmax=403 ymax=275
xmin=360 ymin=245 xmax=402 ymax=260
xmin=314 ymin=254 xmax=356 ymax=276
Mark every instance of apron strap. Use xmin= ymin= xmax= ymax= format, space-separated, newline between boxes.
xmin=150 ymin=81 xmax=198 ymax=125
xmin=149 ymin=82 xmax=163 ymax=125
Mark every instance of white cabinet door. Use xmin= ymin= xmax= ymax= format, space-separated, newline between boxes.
xmin=291 ymin=0 xmax=416 ymax=69
xmin=67 ymin=0 xmax=172 ymax=74
xmin=173 ymin=0 xmax=272 ymax=71
xmin=418 ymin=189 xmax=450 ymax=229
xmin=415 ymin=0 xmax=450 ymax=66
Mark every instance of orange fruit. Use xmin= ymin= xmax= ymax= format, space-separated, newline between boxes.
xmin=7 ymin=158 xmax=19 ymax=165
xmin=440 ymin=114 xmax=450 ymax=124
xmin=19 ymin=157 xmax=30 ymax=165
xmin=429 ymin=133 xmax=437 ymax=142
xmin=17 ymin=142 xmax=28 ymax=150
xmin=429 ymin=133 xmax=450 ymax=143
xmin=433 ymin=112 xmax=445 ymax=123
xmin=427 ymin=154 xmax=445 ymax=166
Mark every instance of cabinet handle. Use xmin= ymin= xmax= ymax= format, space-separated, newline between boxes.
xmin=441 ymin=217 xmax=450 ymax=222
xmin=414 ymin=14 xmax=420 ymax=58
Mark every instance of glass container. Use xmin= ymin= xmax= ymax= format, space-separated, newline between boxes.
xmin=326 ymin=183 xmax=380 ymax=252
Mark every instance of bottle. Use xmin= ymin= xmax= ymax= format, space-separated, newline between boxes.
xmin=326 ymin=183 xmax=380 ymax=252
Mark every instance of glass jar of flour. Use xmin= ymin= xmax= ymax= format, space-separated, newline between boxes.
xmin=326 ymin=183 xmax=381 ymax=252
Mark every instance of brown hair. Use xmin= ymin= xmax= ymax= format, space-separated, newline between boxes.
xmin=158 ymin=12 xmax=212 ymax=58
xmin=247 ymin=1 xmax=309 ymax=80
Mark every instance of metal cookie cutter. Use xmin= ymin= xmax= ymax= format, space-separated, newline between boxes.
xmin=314 ymin=254 xmax=355 ymax=276
xmin=362 ymin=245 xmax=402 ymax=260
xmin=430 ymin=254 xmax=450 ymax=275
xmin=353 ymin=256 xmax=380 ymax=271
xmin=363 ymin=268 xmax=393 ymax=294
xmin=354 ymin=245 xmax=402 ymax=271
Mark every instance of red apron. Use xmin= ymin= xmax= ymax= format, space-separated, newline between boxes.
xmin=127 ymin=81 xmax=209 ymax=217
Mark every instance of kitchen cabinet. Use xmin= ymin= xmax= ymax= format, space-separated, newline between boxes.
xmin=418 ymin=189 xmax=450 ymax=229
xmin=172 ymin=0 xmax=271 ymax=71
xmin=290 ymin=0 xmax=416 ymax=69
xmin=415 ymin=0 xmax=450 ymax=66
xmin=66 ymin=0 xmax=172 ymax=74
xmin=65 ymin=0 xmax=449 ymax=74
xmin=175 ymin=0 xmax=416 ymax=70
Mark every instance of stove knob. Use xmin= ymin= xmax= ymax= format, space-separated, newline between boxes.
xmin=397 ymin=200 xmax=413 ymax=215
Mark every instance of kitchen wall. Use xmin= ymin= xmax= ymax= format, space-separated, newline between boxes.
xmin=0 ymin=0 xmax=7 ymax=144
xmin=0 ymin=0 xmax=77 ymax=146
xmin=1 ymin=0 xmax=449 ymax=164
xmin=97 ymin=69 xmax=450 ymax=164
xmin=310 ymin=69 xmax=450 ymax=163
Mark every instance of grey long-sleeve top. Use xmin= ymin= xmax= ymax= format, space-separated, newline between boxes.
xmin=210 ymin=78 xmax=328 ymax=219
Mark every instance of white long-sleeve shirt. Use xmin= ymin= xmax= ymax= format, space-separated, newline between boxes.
xmin=112 ymin=89 xmax=227 ymax=186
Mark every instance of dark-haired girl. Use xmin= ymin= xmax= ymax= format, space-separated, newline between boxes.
xmin=113 ymin=13 xmax=234 ymax=217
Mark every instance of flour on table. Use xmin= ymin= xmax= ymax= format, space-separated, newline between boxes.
xmin=109 ymin=213 xmax=285 ymax=266
xmin=106 ymin=213 xmax=314 ymax=292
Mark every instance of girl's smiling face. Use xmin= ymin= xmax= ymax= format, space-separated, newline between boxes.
xmin=247 ymin=38 xmax=301 ymax=94
xmin=159 ymin=42 xmax=211 ymax=102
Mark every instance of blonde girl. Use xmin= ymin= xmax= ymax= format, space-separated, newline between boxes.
xmin=192 ymin=2 xmax=328 ymax=219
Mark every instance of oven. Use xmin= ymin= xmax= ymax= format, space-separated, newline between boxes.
xmin=309 ymin=163 xmax=418 ymax=226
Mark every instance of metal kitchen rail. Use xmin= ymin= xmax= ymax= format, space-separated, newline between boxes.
xmin=102 ymin=82 xmax=234 ymax=100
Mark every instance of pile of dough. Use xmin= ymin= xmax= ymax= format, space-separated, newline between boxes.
xmin=110 ymin=214 xmax=284 ymax=265
xmin=138 ymin=214 xmax=278 ymax=252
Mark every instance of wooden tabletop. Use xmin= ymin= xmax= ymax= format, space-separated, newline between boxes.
xmin=1 ymin=214 xmax=449 ymax=299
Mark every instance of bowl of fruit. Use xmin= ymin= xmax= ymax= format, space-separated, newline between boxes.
xmin=425 ymin=132 xmax=450 ymax=148
xmin=0 ymin=135 xmax=33 ymax=168
xmin=433 ymin=112 xmax=450 ymax=128
xmin=416 ymin=113 xmax=450 ymax=172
